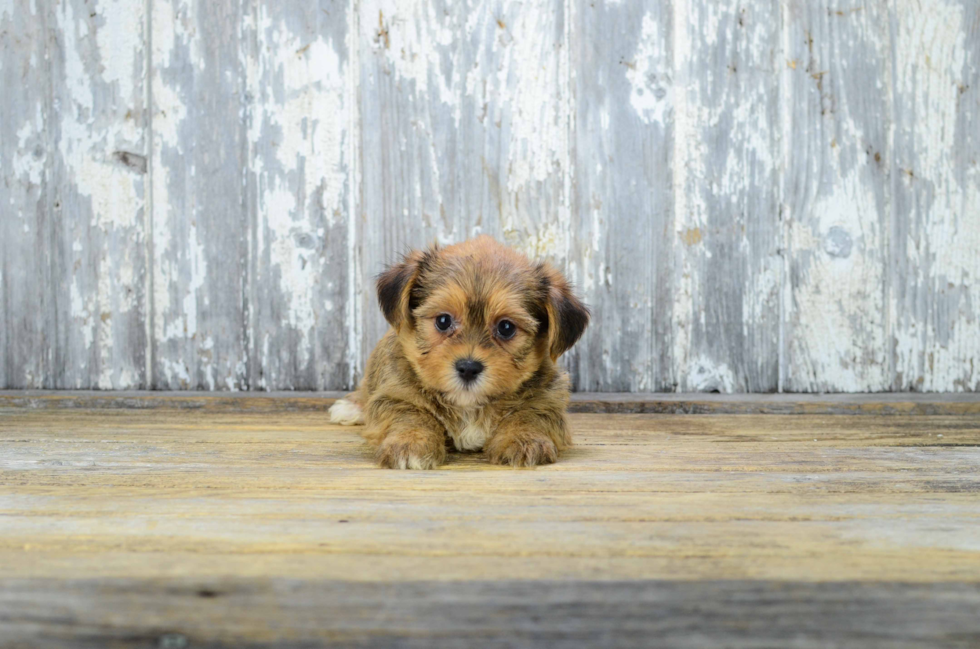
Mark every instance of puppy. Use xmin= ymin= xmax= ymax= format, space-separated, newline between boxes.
xmin=329 ymin=236 xmax=589 ymax=469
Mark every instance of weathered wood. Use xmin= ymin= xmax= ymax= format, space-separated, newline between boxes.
xmin=2 ymin=390 xmax=980 ymax=415
xmin=0 ymin=1 xmax=50 ymax=388
xmin=245 ymin=0 xmax=352 ymax=390
xmin=0 ymin=408 xmax=978 ymax=644
xmin=1 ymin=409 xmax=978 ymax=580
xmin=673 ymin=0 xmax=781 ymax=392
xmin=2 ymin=579 xmax=978 ymax=648
xmin=52 ymin=0 xmax=149 ymax=389
xmin=782 ymin=0 xmax=892 ymax=391
xmin=150 ymin=0 xmax=250 ymax=389
xmin=1 ymin=1 xmax=148 ymax=389
xmin=570 ymin=0 xmax=673 ymax=391
xmin=890 ymin=1 xmax=980 ymax=392
xmin=355 ymin=0 xmax=570 ymax=380
xmin=3 ymin=0 xmax=980 ymax=393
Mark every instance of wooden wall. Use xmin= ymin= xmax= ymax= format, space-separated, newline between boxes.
xmin=1 ymin=0 xmax=978 ymax=392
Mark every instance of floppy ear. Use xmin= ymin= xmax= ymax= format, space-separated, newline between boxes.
xmin=376 ymin=249 xmax=428 ymax=331
xmin=538 ymin=263 xmax=590 ymax=360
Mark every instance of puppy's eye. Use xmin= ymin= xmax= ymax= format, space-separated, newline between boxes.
xmin=435 ymin=314 xmax=454 ymax=332
xmin=495 ymin=319 xmax=517 ymax=340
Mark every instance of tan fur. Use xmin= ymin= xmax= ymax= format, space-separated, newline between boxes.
xmin=329 ymin=236 xmax=589 ymax=469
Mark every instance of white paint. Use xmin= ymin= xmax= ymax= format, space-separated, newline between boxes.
xmin=891 ymin=0 xmax=978 ymax=391
xmin=95 ymin=0 xmax=143 ymax=89
xmin=247 ymin=7 xmax=349 ymax=370
xmin=328 ymin=398 xmax=364 ymax=425
xmin=57 ymin=1 xmax=143 ymax=232
xmin=789 ymin=170 xmax=888 ymax=391
xmin=627 ymin=12 xmax=672 ymax=126
xmin=13 ymin=115 xmax=45 ymax=186
xmin=5 ymin=0 xmax=980 ymax=393
xmin=686 ymin=356 xmax=736 ymax=393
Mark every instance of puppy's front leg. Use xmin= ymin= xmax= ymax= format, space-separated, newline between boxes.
xmin=365 ymin=398 xmax=446 ymax=470
xmin=486 ymin=410 xmax=571 ymax=468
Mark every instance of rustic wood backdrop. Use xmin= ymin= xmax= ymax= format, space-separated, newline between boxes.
xmin=1 ymin=0 xmax=978 ymax=392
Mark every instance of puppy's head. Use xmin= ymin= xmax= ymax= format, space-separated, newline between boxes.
xmin=377 ymin=236 xmax=589 ymax=406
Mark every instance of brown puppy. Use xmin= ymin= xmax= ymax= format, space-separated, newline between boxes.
xmin=329 ymin=236 xmax=589 ymax=469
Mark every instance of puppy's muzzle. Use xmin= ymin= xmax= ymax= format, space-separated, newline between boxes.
xmin=455 ymin=358 xmax=484 ymax=384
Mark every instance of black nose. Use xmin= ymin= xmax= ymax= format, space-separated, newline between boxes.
xmin=455 ymin=358 xmax=484 ymax=383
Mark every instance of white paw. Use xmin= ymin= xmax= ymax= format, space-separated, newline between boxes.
xmin=328 ymin=398 xmax=364 ymax=425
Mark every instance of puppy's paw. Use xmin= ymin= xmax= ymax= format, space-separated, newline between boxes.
xmin=486 ymin=432 xmax=558 ymax=468
xmin=376 ymin=429 xmax=446 ymax=470
xmin=329 ymin=398 xmax=364 ymax=425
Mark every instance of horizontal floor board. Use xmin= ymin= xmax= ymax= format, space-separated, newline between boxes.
xmin=1 ymin=406 xmax=979 ymax=645
xmin=1 ymin=579 xmax=978 ymax=648
xmin=2 ymin=391 xmax=979 ymax=415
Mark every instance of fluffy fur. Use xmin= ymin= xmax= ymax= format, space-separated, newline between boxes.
xmin=329 ymin=236 xmax=589 ymax=469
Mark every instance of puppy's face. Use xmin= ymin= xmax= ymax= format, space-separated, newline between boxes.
xmin=376 ymin=236 xmax=589 ymax=407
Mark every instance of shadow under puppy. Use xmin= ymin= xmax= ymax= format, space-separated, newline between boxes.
xmin=329 ymin=236 xmax=589 ymax=469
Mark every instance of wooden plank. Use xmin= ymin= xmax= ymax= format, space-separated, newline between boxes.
xmin=672 ymin=0 xmax=781 ymax=392
xmin=2 ymin=390 xmax=980 ymax=414
xmin=890 ymin=1 xmax=980 ymax=392
xmin=245 ymin=0 xmax=352 ymax=390
xmin=355 ymin=0 xmax=570 ymax=376
xmin=570 ymin=0 xmax=673 ymax=391
xmin=150 ymin=0 xmax=249 ymax=390
xmin=782 ymin=1 xmax=891 ymax=391
xmin=1 ymin=579 xmax=978 ymax=648
xmin=1 ymin=410 xmax=978 ymax=583
xmin=0 ymin=1 xmax=49 ymax=388
xmin=49 ymin=0 xmax=149 ymax=389
xmin=1 ymin=1 xmax=148 ymax=389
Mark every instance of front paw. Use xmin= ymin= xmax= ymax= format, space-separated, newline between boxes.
xmin=486 ymin=432 xmax=558 ymax=467
xmin=376 ymin=429 xmax=446 ymax=470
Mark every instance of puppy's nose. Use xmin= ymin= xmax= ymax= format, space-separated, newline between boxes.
xmin=455 ymin=358 xmax=484 ymax=383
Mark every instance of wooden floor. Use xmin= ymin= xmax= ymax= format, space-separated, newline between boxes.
xmin=1 ymin=395 xmax=979 ymax=647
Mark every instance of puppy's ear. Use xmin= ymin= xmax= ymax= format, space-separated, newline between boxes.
xmin=376 ymin=249 xmax=430 ymax=331
xmin=537 ymin=263 xmax=590 ymax=360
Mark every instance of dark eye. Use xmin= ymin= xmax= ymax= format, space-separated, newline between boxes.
xmin=435 ymin=314 xmax=454 ymax=332
xmin=496 ymin=319 xmax=516 ymax=340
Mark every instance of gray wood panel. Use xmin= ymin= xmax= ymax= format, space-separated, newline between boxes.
xmin=49 ymin=0 xmax=149 ymax=389
xmin=674 ymin=0 xmax=781 ymax=392
xmin=1 ymin=1 xmax=50 ymax=388
xmin=2 ymin=579 xmax=978 ymax=648
xmin=245 ymin=0 xmax=351 ymax=390
xmin=2 ymin=0 xmax=980 ymax=392
xmin=150 ymin=0 xmax=250 ymax=389
xmin=890 ymin=0 xmax=980 ymax=392
xmin=1 ymin=1 xmax=148 ymax=389
xmin=570 ymin=0 xmax=674 ymax=392
xmin=782 ymin=0 xmax=891 ymax=392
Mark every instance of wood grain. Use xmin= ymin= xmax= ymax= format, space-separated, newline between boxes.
xmin=245 ymin=0 xmax=352 ymax=391
xmin=2 ymin=390 xmax=979 ymax=414
xmin=782 ymin=0 xmax=891 ymax=391
xmin=674 ymin=0 xmax=781 ymax=392
xmin=150 ymin=0 xmax=250 ymax=390
xmin=2 ymin=580 xmax=978 ymax=648
xmin=0 ymin=0 xmax=50 ymax=389
xmin=890 ymin=0 xmax=980 ymax=392
xmin=2 ymin=1 xmax=980 ymax=392
xmin=570 ymin=0 xmax=673 ymax=391
xmin=0 ymin=407 xmax=978 ymax=645
xmin=1 ymin=1 xmax=148 ymax=389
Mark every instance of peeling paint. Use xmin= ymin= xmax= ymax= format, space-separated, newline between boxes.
xmin=3 ymin=0 xmax=979 ymax=392
xmin=627 ymin=11 xmax=671 ymax=126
